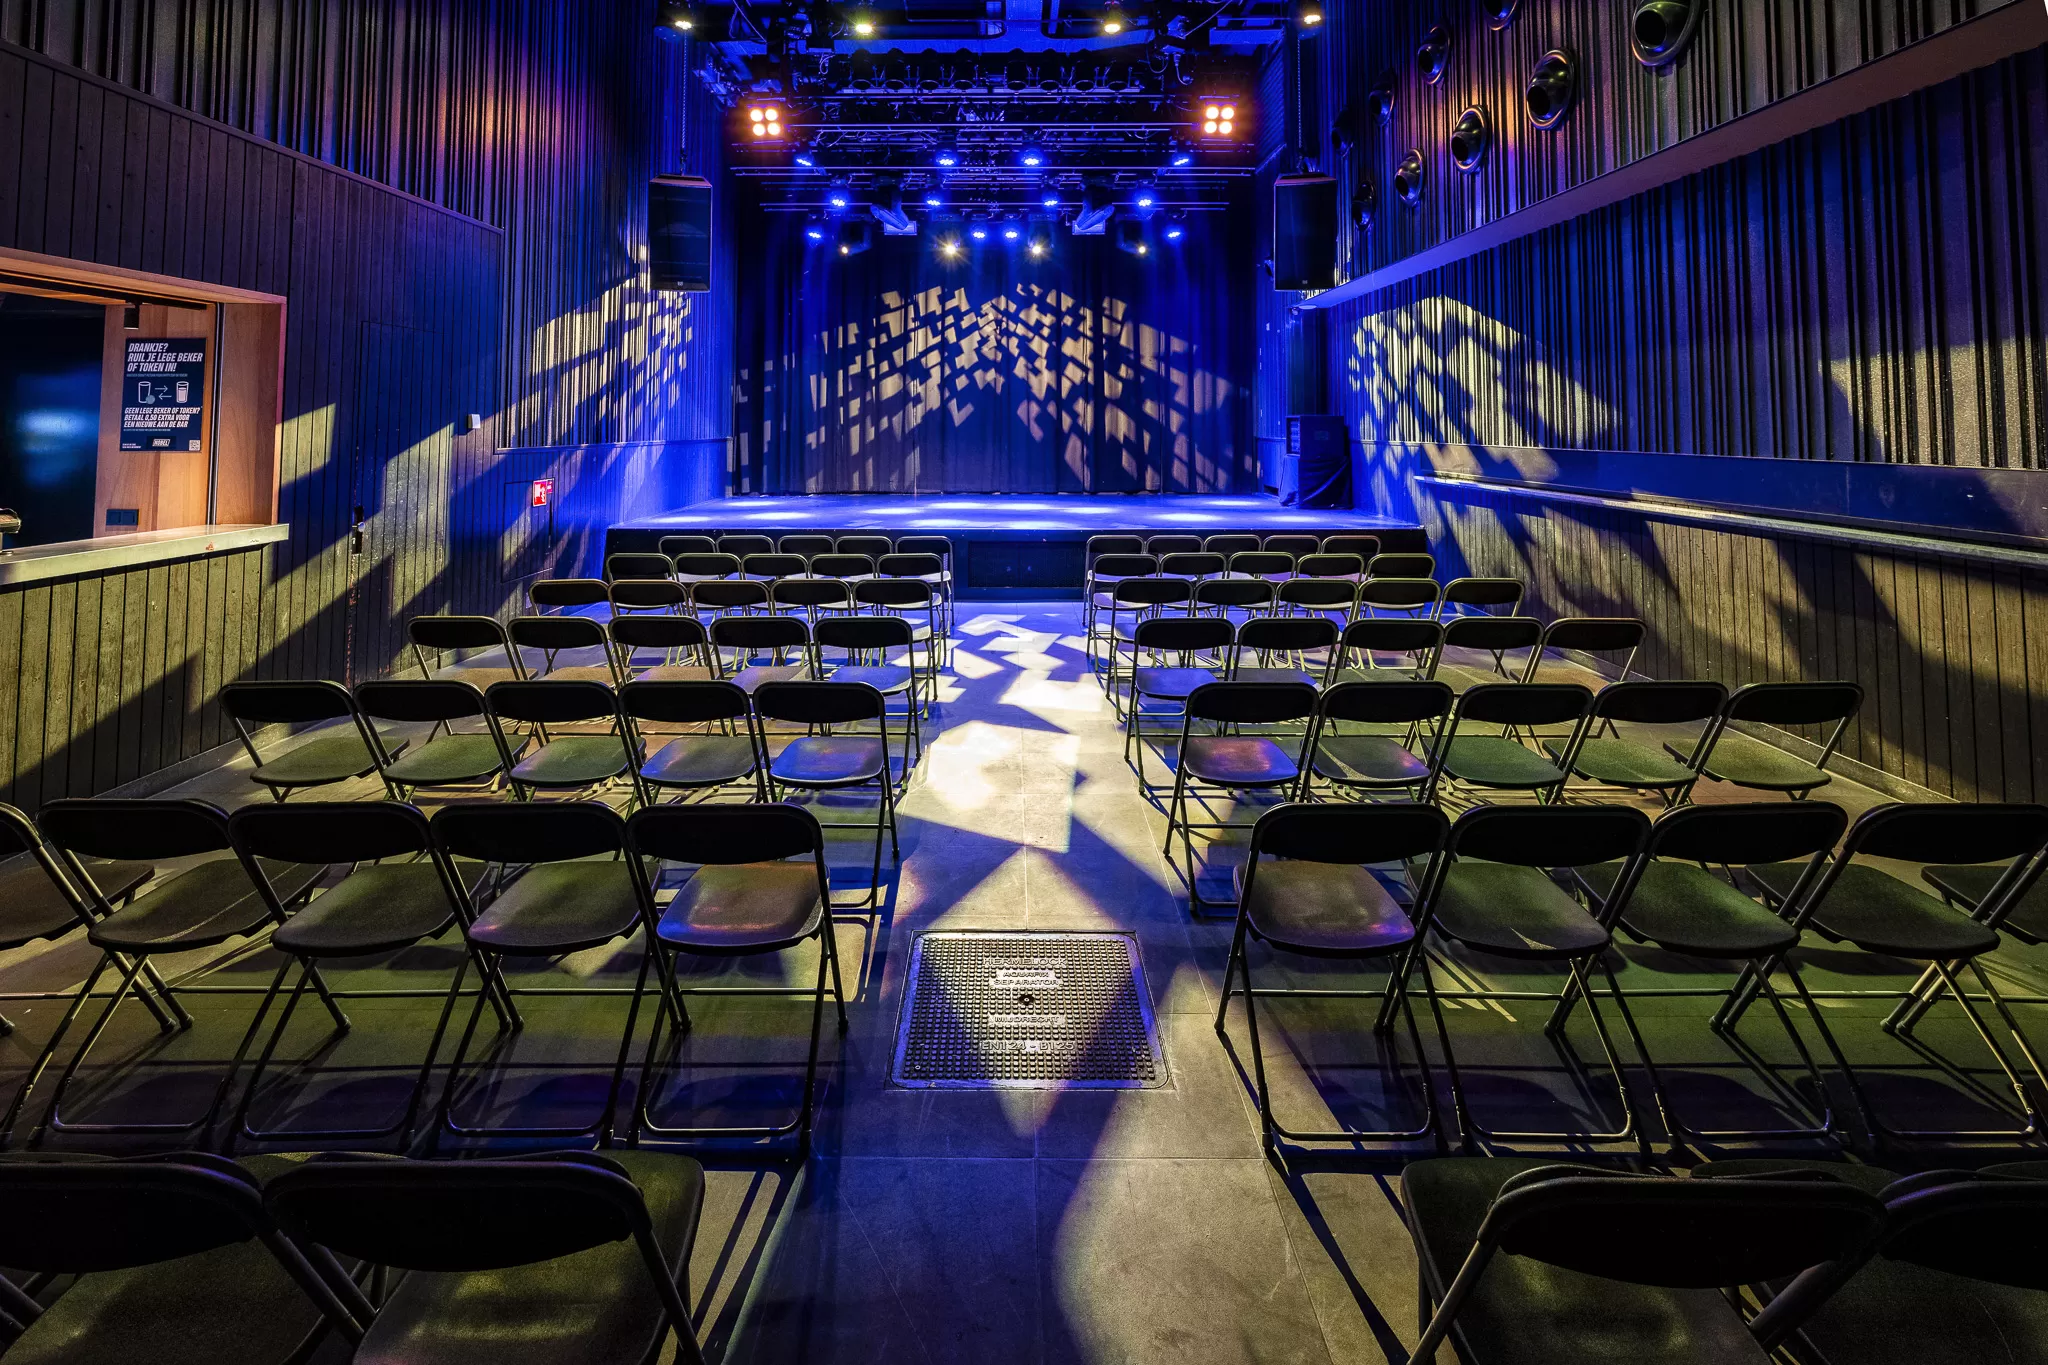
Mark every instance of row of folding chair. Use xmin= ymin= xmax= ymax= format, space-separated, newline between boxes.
xmin=1084 ymin=531 xmax=1396 ymax=561
xmin=609 ymin=535 xmax=956 ymax=630
xmin=0 ymin=795 xmax=854 ymax=1158
xmin=1214 ymin=797 xmax=2048 ymax=1162
xmin=0 ymin=1146 xmax=712 ymax=1363
xmin=1397 ymin=1153 xmax=2048 ymax=1365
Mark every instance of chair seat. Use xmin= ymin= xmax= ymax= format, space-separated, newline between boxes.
xmin=1402 ymin=1157 xmax=1774 ymax=1365
xmin=729 ymin=663 xmax=806 ymax=693
xmin=351 ymin=1150 xmax=704 ymax=1365
xmin=1311 ymin=735 xmax=1430 ymax=787
xmin=88 ymin=858 xmax=326 ymax=953
xmin=468 ymin=861 xmax=642 ymax=955
xmin=1442 ymin=736 xmax=1567 ymax=789
xmin=1132 ymin=667 xmax=1218 ymax=701
xmin=249 ymin=729 xmax=399 ymax=789
xmin=640 ymin=736 xmax=758 ymax=788
xmin=1180 ymin=736 xmax=1299 ymax=788
xmin=534 ymin=663 xmax=615 ymax=684
xmin=1232 ymin=666 xmax=1321 ymax=688
xmin=1671 ymin=733 xmax=1832 ymax=792
xmin=510 ymin=735 xmax=635 ymax=787
xmin=657 ymin=862 xmax=824 ymax=954
xmin=1547 ymin=736 xmax=1698 ymax=789
xmin=1244 ymin=861 xmax=1416 ymax=957
xmin=771 ymin=736 xmax=887 ymax=787
xmin=440 ymin=665 xmax=523 ymax=691
xmin=0 ymin=855 xmax=152 ymax=948
xmin=1430 ymin=862 xmax=1611 ymax=960
xmin=1924 ymin=862 xmax=2048 ymax=943
xmin=272 ymin=861 xmax=469 ymax=956
xmin=382 ymin=733 xmax=513 ymax=786
xmin=1748 ymin=862 xmax=2000 ymax=959
xmin=1578 ymin=862 xmax=1798 ymax=959
xmin=626 ymin=663 xmax=717 ymax=683
xmin=829 ymin=664 xmax=912 ymax=696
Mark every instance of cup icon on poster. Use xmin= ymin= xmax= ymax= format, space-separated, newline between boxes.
xmin=137 ymin=382 xmax=155 ymax=404
xmin=175 ymin=380 xmax=190 ymax=404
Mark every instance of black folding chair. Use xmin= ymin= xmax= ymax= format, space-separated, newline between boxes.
xmin=1570 ymin=801 xmax=1849 ymax=1149
xmin=1083 ymin=551 xmax=1157 ymax=638
xmin=1302 ymin=680 xmax=1453 ymax=801
xmin=1435 ymin=576 xmax=1524 ymax=618
xmin=225 ymin=801 xmax=502 ymax=1148
xmin=220 ymin=680 xmax=394 ymax=801
xmin=835 ymin=534 xmax=893 ymax=561
xmin=1670 ymin=680 xmax=1863 ymax=798
xmin=1160 ymin=550 xmax=1227 ymax=582
xmin=778 ymin=532 xmax=836 ymax=561
xmin=1430 ymin=682 xmax=1592 ymax=805
xmin=508 ymin=614 xmax=619 ymax=683
xmin=264 ymin=1149 xmax=708 ymax=1365
xmin=1263 ymin=533 xmax=1321 ymax=560
xmin=690 ymin=576 xmax=770 ymax=620
xmin=1294 ymin=551 xmax=1366 ymax=581
xmin=1523 ymin=615 xmax=1645 ymax=682
xmin=7 ymin=800 xmax=328 ymax=1147
xmin=742 ymin=552 xmax=808 ymax=582
xmin=1546 ymin=679 xmax=1727 ymax=804
xmin=1232 ymin=615 xmax=1338 ymax=687
xmin=885 ymin=543 xmax=955 ymax=631
xmin=1163 ymin=681 xmax=1319 ymax=916
xmin=608 ymin=613 xmax=717 ymax=682
xmin=1320 ymin=533 xmax=1380 ymax=561
xmin=853 ymin=576 xmax=947 ymax=673
xmin=1204 ymin=533 xmax=1261 ymax=558
xmin=484 ymin=680 xmax=637 ymax=801
xmin=1096 ymin=576 xmax=1193 ymax=688
xmin=770 ymin=574 xmax=853 ymax=621
xmin=629 ymin=803 xmax=848 ymax=1155
xmin=709 ymin=613 xmax=812 ymax=691
xmin=1402 ymin=1159 xmax=1883 ymax=1364
xmin=1194 ymin=573 xmax=1276 ymax=625
xmin=0 ymin=803 xmax=156 ymax=1038
xmin=1330 ymin=617 xmax=1442 ymax=683
xmin=1227 ymin=549 xmax=1295 ymax=582
xmin=1146 ymin=533 xmax=1204 ymax=558
xmin=1412 ymin=804 xmax=1653 ymax=1153
xmin=354 ymin=679 xmax=523 ymax=798
xmin=605 ymin=552 xmax=674 ymax=582
xmin=1737 ymin=802 xmax=2048 ymax=1147
xmin=608 ymin=577 xmax=689 ymax=616
xmin=1357 ymin=576 xmax=1442 ymax=618
xmin=0 ymin=1153 xmax=364 ymax=1362
xmin=1276 ymin=574 xmax=1357 ymax=627
xmin=672 ymin=550 xmax=741 ymax=585
xmin=657 ymin=534 xmax=717 ymax=558
xmin=1434 ymin=615 xmax=1542 ymax=686
xmin=408 ymin=615 xmax=524 ymax=688
xmin=527 ymin=577 xmax=610 ymax=614
xmin=1216 ymin=801 xmax=1451 ymax=1152
xmin=1368 ymin=551 xmax=1434 ymax=579
xmin=718 ymin=533 xmax=775 ymax=560
xmin=815 ymin=614 xmax=928 ymax=765
xmin=620 ymin=679 xmax=767 ymax=804
xmin=1122 ymin=615 xmax=1234 ymax=786
xmin=810 ymin=552 xmax=876 ymax=582
xmin=428 ymin=802 xmax=668 ymax=1144
xmin=754 ymin=680 xmax=901 ymax=908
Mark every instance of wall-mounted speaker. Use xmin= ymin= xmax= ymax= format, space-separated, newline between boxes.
xmin=1482 ymin=0 xmax=1520 ymax=28
xmin=648 ymin=175 xmax=713 ymax=291
xmin=1632 ymin=0 xmax=1703 ymax=67
xmin=1393 ymin=150 xmax=1426 ymax=206
xmin=1353 ymin=174 xmax=1378 ymax=232
xmin=1366 ymin=71 xmax=1398 ymax=125
xmin=1449 ymin=108 xmax=1490 ymax=172
xmin=1273 ymin=173 xmax=1339 ymax=291
xmin=1526 ymin=50 xmax=1578 ymax=127
xmin=1417 ymin=25 xmax=1451 ymax=86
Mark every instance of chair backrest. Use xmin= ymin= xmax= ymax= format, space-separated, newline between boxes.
xmin=835 ymin=535 xmax=894 ymax=558
xmin=877 ymin=552 xmax=943 ymax=579
xmin=220 ymin=680 xmax=357 ymax=726
xmin=691 ymin=579 xmax=770 ymax=611
xmin=810 ymin=553 xmax=876 ymax=579
xmin=895 ymin=535 xmax=952 ymax=562
xmin=717 ymin=535 xmax=775 ymax=558
xmin=1113 ymin=576 xmax=1193 ymax=608
xmin=355 ymin=678 xmax=489 ymax=724
xmin=1248 ymin=800 xmax=1450 ymax=869
xmin=484 ymin=678 xmax=619 ymax=726
xmin=527 ymin=578 xmax=610 ymax=612
xmin=1161 ymin=551 xmax=1226 ymax=578
xmin=1229 ymin=550 xmax=1294 ymax=578
xmin=854 ymin=577 xmax=937 ymax=611
xmin=1196 ymin=577 xmax=1276 ymax=610
xmin=778 ymin=533 xmax=836 ymax=558
xmin=656 ymin=535 xmax=716 ymax=557
xmin=672 ymin=552 xmax=741 ymax=579
xmin=1295 ymin=553 xmax=1364 ymax=579
xmin=1643 ymin=801 xmax=1848 ymax=870
xmin=607 ymin=614 xmax=709 ymax=652
xmin=0 ymin=1154 xmax=290 ymax=1273
xmin=408 ymin=615 xmax=510 ymax=653
xmin=1204 ymin=533 xmax=1262 ymax=556
xmin=1340 ymin=618 xmax=1443 ymax=658
xmin=1723 ymin=680 xmax=1863 ymax=728
xmin=1453 ymin=681 xmax=1593 ymax=728
xmin=1368 ymin=552 xmax=1434 ymax=579
xmin=1237 ymin=615 xmax=1339 ymax=654
xmin=816 ymin=615 xmax=914 ymax=651
xmin=0 ymin=802 xmax=46 ymax=861
xmin=1357 ymin=577 xmax=1442 ymax=613
xmin=617 ymin=678 xmax=751 ymax=726
xmin=1277 ymin=578 xmax=1356 ymax=610
xmin=1441 ymin=615 xmax=1542 ymax=654
xmin=607 ymin=579 xmax=687 ymax=611
xmin=1838 ymin=802 xmax=2048 ymax=871
xmin=628 ymin=801 xmax=823 ymax=867
xmin=605 ymin=553 xmax=673 ymax=583
xmin=709 ymin=614 xmax=809 ymax=650
xmin=1438 ymin=576 xmax=1524 ymax=615
xmin=1446 ymin=804 xmax=1649 ymax=869
xmin=265 ymin=1152 xmax=655 ymax=1271
xmin=1186 ymin=680 xmax=1319 ymax=725
xmin=1321 ymin=534 xmax=1381 ymax=559
xmin=1589 ymin=679 xmax=1726 ymax=725
xmin=229 ymin=800 xmax=436 ymax=868
xmin=1132 ymin=615 xmax=1234 ymax=653
xmin=431 ymin=799 xmax=627 ymax=864
xmin=742 ymin=553 xmax=808 ymax=579
xmin=1536 ymin=616 xmax=1646 ymax=658
xmin=1876 ymin=1171 xmax=2048 ymax=1291
xmin=771 ymin=578 xmax=852 ymax=608
xmin=753 ymin=679 xmax=886 ymax=726
xmin=1086 ymin=534 xmax=1145 ymax=563
xmin=1145 ymin=534 xmax=1204 ymax=557
xmin=1319 ymin=679 xmax=1454 ymax=726
xmin=39 ymin=798 xmax=233 ymax=862
xmin=1089 ymin=553 xmax=1156 ymax=579
xmin=1263 ymin=534 xmax=1321 ymax=558
xmin=508 ymin=615 xmax=607 ymax=652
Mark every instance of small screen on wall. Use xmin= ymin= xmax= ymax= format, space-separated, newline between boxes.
xmin=120 ymin=339 xmax=207 ymax=451
xmin=649 ymin=175 xmax=713 ymax=292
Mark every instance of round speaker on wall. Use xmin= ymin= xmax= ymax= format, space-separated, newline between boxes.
xmin=1482 ymin=0 xmax=1520 ymax=28
xmin=1393 ymin=150 xmax=1426 ymax=205
xmin=1366 ymin=71 xmax=1397 ymax=125
xmin=1525 ymin=49 xmax=1577 ymax=127
xmin=1417 ymin=25 xmax=1452 ymax=85
xmin=1632 ymin=0 xmax=1703 ymax=67
xmin=1449 ymin=107 xmax=1490 ymax=171
xmin=1353 ymin=173 xmax=1378 ymax=230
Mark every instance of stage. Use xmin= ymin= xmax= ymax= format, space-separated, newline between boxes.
xmin=607 ymin=494 xmax=1427 ymax=599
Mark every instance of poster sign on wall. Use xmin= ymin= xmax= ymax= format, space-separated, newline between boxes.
xmin=120 ymin=339 xmax=208 ymax=452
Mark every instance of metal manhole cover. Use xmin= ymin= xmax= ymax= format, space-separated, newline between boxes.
xmin=890 ymin=932 xmax=1168 ymax=1089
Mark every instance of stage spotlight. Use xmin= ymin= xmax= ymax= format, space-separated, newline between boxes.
xmin=826 ymin=178 xmax=851 ymax=209
xmin=924 ymin=188 xmax=945 ymax=208
xmin=1197 ymin=98 xmax=1240 ymax=138
xmin=838 ymin=218 xmax=874 ymax=256
xmin=1018 ymin=143 xmax=1046 ymax=168
xmin=793 ymin=142 xmax=818 ymax=167
xmin=969 ymin=219 xmax=990 ymax=241
xmin=848 ymin=10 xmax=875 ymax=37
xmin=1115 ymin=217 xmax=1149 ymax=256
xmin=937 ymin=235 xmax=963 ymax=259
xmin=1040 ymin=180 xmax=1063 ymax=209
xmin=1131 ymin=180 xmax=1158 ymax=211
xmin=1163 ymin=211 xmax=1186 ymax=241
xmin=657 ymin=0 xmax=698 ymax=32
xmin=804 ymin=215 xmax=828 ymax=242
xmin=747 ymin=104 xmax=784 ymax=139
xmin=1026 ymin=227 xmax=1051 ymax=259
xmin=1102 ymin=3 xmax=1125 ymax=34
xmin=933 ymin=140 xmax=960 ymax=168
xmin=1169 ymin=147 xmax=1193 ymax=167
xmin=1001 ymin=218 xmax=1022 ymax=241
xmin=1294 ymin=0 xmax=1323 ymax=28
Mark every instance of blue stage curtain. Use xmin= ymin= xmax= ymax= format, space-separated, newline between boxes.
xmin=736 ymin=203 xmax=1256 ymax=494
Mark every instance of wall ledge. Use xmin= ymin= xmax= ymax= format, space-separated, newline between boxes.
xmin=0 ymin=523 xmax=289 ymax=588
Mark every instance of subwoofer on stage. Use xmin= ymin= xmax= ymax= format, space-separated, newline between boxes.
xmin=1287 ymin=415 xmax=1352 ymax=509
xmin=1273 ymin=173 xmax=1338 ymax=292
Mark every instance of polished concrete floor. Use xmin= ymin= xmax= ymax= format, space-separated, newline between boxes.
xmin=3 ymin=602 xmax=2045 ymax=1364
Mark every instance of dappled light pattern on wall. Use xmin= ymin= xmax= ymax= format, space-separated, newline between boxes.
xmin=739 ymin=213 xmax=1255 ymax=494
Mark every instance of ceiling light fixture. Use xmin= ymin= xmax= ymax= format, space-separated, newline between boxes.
xmin=1163 ymin=211 xmax=1186 ymax=241
xmin=849 ymin=11 xmax=875 ymax=37
xmin=1018 ymin=144 xmax=1045 ymax=168
xmin=1198 ymin=100 xmax=1239 ymax=138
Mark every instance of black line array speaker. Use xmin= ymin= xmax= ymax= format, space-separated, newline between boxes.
xmin=1288 ymin=415 xmax=1351 ymax=509
xmin=1273 ymin=174 xmax=1338 ymax=292
xmin=648 ymin=175 xmax=713 ymax=292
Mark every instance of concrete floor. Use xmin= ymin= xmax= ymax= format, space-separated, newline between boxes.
xmin=2 ymin=601 xmax=2044 ymax=1364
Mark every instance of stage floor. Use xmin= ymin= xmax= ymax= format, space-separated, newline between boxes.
xmin=621 ymin=492 xmax=1414 ymax=535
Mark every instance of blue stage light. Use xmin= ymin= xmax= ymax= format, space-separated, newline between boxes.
xmin=1019 ymin=144 xmax=1045 ymax=168
xmin=1132 ymin=182 xmax=1157 ymax=210
xmin=1170 ymin=151 xmax=1192 ymax=167
xmin=805 ymin=215 xmax=827 ymax=242
xmin=1041 ymin=185 xmax=1062 ymax=208
xmin=1001 ymin=220 xmax=1021 ymax=240
xmin=969 ymin=218 xmax=990 ymax=240
xmin=1163 ymin=211 xmax=1186 ymax=241
xmin=827 ymin=179 xmax=851 ymax=209
xmin=925 ymin=190 xmax=944 ymax=207
xmin=795 ymin=148 xmax=817 ymax=168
